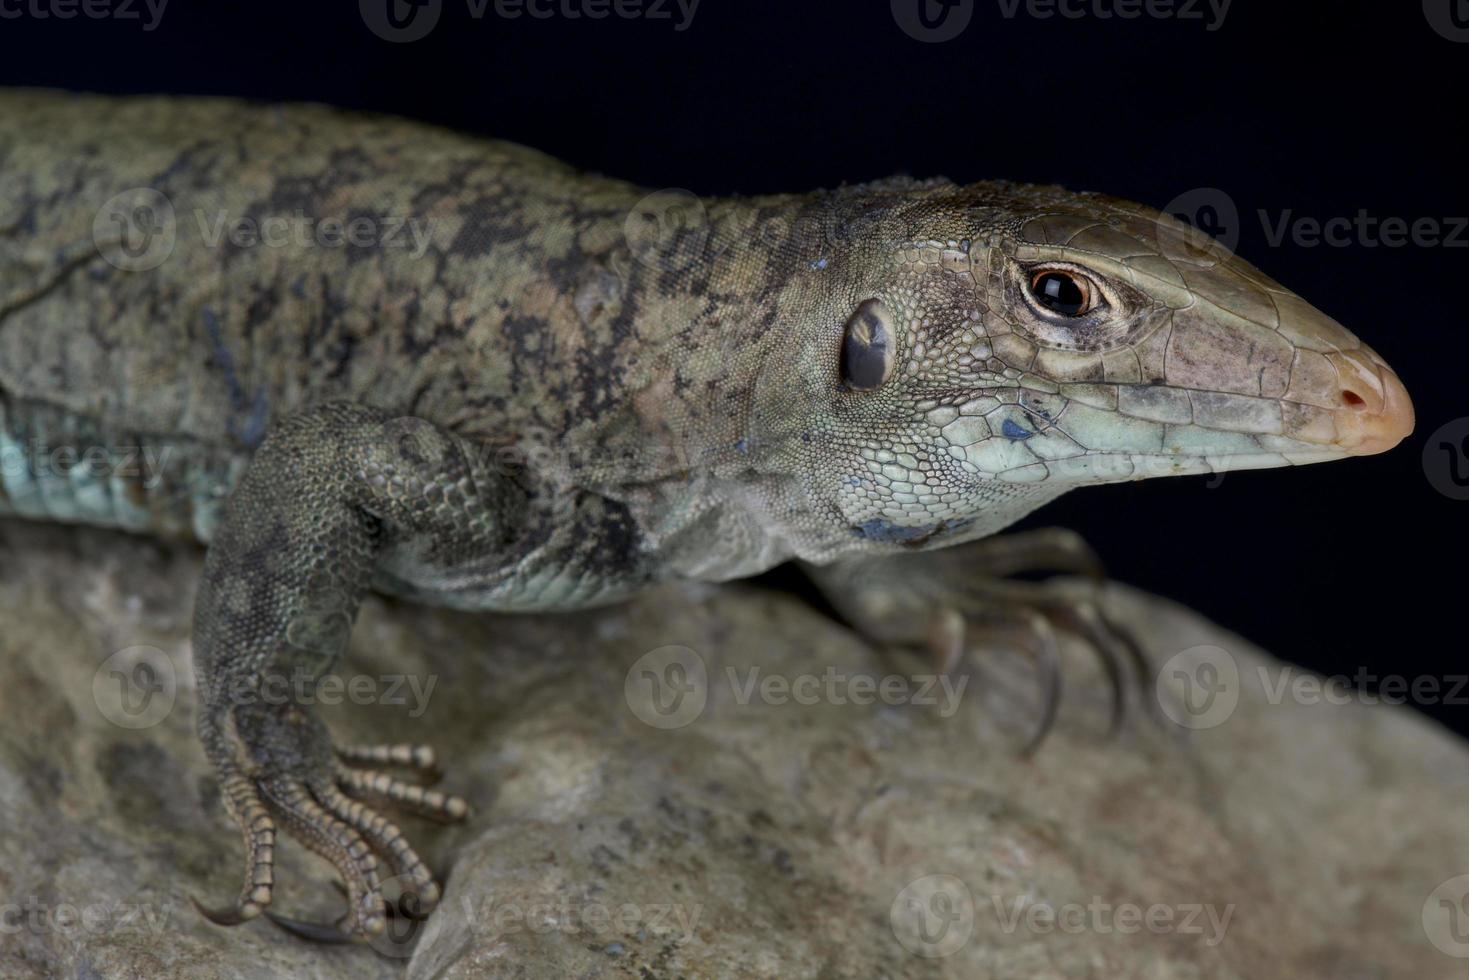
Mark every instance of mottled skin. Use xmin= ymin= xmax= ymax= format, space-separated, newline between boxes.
xmin=0 ymin=90 xmax=1413 ymax=939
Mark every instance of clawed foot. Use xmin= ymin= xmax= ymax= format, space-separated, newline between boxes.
xmin=264 ymin=871 xmax=444 ymax=944
xmin=809 ymin=528 xmax=1158 ymax=754
xmin=195 ymin=703 xmax=469 ymax=942
xmin=954 ymin=575 xmax=1155 ymax=754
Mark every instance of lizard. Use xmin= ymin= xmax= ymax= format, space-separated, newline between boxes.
xmin=0 ymin=89 xmax=1413 ymax=941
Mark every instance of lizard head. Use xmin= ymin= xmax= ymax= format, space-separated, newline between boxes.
xmin=772 ymin=181 xmax=1413 ymax=549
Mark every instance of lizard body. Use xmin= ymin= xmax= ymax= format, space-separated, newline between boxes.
xmin=0 ymin=90 xmax=1413 ymax=938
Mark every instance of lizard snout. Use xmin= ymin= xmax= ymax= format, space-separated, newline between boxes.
xmin=1326 ymin=350 xmax=1414 ymax=456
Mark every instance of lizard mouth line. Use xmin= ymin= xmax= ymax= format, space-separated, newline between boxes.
xmin=1098 ymin=363 xmax=1414 ymax=460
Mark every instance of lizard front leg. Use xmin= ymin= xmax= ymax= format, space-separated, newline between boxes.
xmin=192 ymin=402 xmax=535 ymax=938
xmin=802 ymin=528 xmax=1150 ymax=753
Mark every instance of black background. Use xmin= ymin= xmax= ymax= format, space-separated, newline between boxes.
xmin=1 ymin=1 xmax=1464 ymax=733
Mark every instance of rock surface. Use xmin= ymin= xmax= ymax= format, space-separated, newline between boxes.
xmin=1 ymin=519 xmax=1467 ymax=979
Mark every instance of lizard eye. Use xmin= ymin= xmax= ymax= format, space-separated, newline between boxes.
xmin=1028 ymin=269 xmax=1097 ymax=317
xmin=840 ymin=298 xmax=896 ymax=391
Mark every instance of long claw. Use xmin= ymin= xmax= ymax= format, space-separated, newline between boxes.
xmin=1047 ymin=603 xmax=1131 ymax=736
xmin=265 ymin=910 xmax=360 ymax=944
xmin=1096 ymin=607 xmax=1168 ymax=726
xmin=1016 ymin=613 xmax=1063 ymax=757
xmin=191 ymin=896 xmax=257 ymax=928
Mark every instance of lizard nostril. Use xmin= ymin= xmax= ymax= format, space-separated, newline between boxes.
xmin=1329 ymin=365 xmax=1413 ymax=455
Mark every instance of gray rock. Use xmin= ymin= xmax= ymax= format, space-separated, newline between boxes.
xmin=1 ymin=519 xmax=1466 ymax=979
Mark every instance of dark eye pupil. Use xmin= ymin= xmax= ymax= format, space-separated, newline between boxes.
xmin=1032 ymin=272 xmax=1087 ymax=316
xmin=841 ymin=299 xmax=893 ymax=391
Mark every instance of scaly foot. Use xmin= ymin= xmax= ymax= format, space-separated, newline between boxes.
xmin=195 ymin=700 xmax=469 ymax=940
